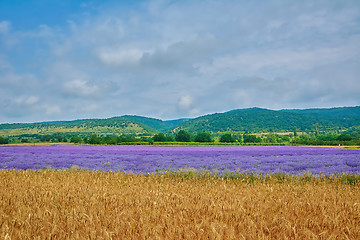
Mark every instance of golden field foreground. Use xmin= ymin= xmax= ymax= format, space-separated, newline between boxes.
xmin=0 ymin=170 xmax=359 ymax=239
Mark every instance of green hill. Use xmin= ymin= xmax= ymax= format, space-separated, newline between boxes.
xmin=121 ymin=115 xmax=188 ymax=132
xmin=0 ymin=117 xmax=158 ymax=137
xmin=172 ymin=106 xmax=360 ymax=133
xmin=0 ymin=107 xmax=359 ymax=139
xmin=281 ymin=107 xmax=360 ymax=128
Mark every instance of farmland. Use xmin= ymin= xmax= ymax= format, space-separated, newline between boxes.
xmin=1 ymin=170 xmax=359 ymax=239
xmin=1 ymin=106 xmax=359 ymax=146
xmin=1 ymin=146 xmax=359 ymax=175
xmin=0 ymin=146 xmax=359 ymax=239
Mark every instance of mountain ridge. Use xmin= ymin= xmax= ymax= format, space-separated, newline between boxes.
xmin=172 ymin=106 xmax=360 ymax=133
xmin=0 ymin=106 xmax=359 ymax=137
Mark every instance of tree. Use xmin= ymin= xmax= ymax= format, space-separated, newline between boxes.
xmin=243 ymin=134 xmax=262 ymax=143
xmin=337 ymin=134 xmax=352 ymax=141
xmin=194 ymin=132 xmax=213 ymax=142
xmin=175 ymin=130 xmax=191 ymax=142
xmin=117 ymin=135 xmax=137 ymax=143
xmin=0 ymin=136 xmax=9 ymax=144
xmin=293 ymin=127 xmax=298 ymax=137
xmin=40 ymin=135 xmax=51 ymax=142
xmin=314 ymin=123 xmax=319 ymax=137
xmin=165 ymin=135 xmax=175 ymax=142
xmin=70 ymin=136 xmax=82 ymax=143
xmin=103 ymin=136 xmax=117 ymax=145
xmin=87 ymin=134 xmax=102 ymax=144
xmin=264 ymin=133 xmax=278 ymax=143
xmin=21 ymin=138 xmax=29 ymax=143
xmin=153 ymin=133 xmax=167 ymax=142
xmin=219 ymin=133 xmax=236 ymax=143
xmin=279 ymin=135 xmax=290 ymax=142
xmin=57 ymin=135 xmax=64 ymax=142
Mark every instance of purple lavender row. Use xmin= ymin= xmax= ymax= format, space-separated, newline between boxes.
xmin=0 ymin=146 xmax=359 ymax=176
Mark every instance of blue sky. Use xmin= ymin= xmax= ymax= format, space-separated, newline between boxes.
xmin=1 ymin=0 xmax=359 ymax=123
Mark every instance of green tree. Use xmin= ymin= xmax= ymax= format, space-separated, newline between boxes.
xmin=165 ymin=135 xmax=175 ymax=142
xmin=317 ymin=134 xmax=337 ymax=141
xmin=293 ymin=127 xmax=298 ymax=137
xmin=70 ymin=136 xmax=82 ymax=143
xmin=264 ymin=133 xmax=278 ymax=143
xmin=21 ymin=138 xmax=29 ymax=143
xmin=103 ymin=136 xmax=118 ymax=145
xmin=337 ymin=134 xmax=352 ymax=141
xmin=279 ymin=135 xmax=290 ymax=142
xmin=175 ymin=130 xmax=191 ymax=142
xmin=194 ymin=132 xmax=213 ymax=142
xmin=153 ymin=133 xmax=167 ymax=142
xmin=314 ymin=123 xmax=319 ymax=137
xmin=243 ymin=134 xmax=262 ymax=143
xmin=219 ymin=133 xmax=236 ymax=143
xmin=40 ymin=135 xmax=51 ymax=142
xmin=0 ymin=136 xmax=9 ymax=144
xmin=87 ymin=134 xmax=102 ymax=144
xmin=117 ymin=135 xmax=137 ymax=143
xmin=57 ymin=135 xmax=64 ymax=142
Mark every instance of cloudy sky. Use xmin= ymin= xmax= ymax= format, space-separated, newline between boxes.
xmin=1 ymin=0 xmax=359 ymax=123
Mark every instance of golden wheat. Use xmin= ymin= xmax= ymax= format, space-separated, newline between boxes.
xmin=0 ymin=170 xmax=359 ymax=239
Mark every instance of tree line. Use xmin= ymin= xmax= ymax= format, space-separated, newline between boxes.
xmin=1 ymin=129 xmax=359 ymax=146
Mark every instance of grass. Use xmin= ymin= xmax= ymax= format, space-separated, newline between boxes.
xmin=1 ymin=170 xmax=359 ymax=239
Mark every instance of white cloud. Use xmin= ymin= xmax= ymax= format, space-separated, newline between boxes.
xmin=44 ymin=105 xmax=61 ymax=115
xmin=266 ymin=20 xmax=284 ymax=30
xmin=0 ymin=21 xmax=10 ymax=34
xmin=0 ymin=54 xmax=10 ymax=69
xmin=1 ymin=1 xmax=360 ymax=123
xmin=197 ymin=43 xmax=360 ymax=76
xmin=97 ymin=48 xmax=151 ymax=66
xmin=26 ymin=96 xmax=39 ymax=105
xmin=178 ymin=95 xmax=193 ymax=110
xmin=63 ymin=79 xmax=101 ymax=98
xmin=82 ymin=103 xmax=100 ymax=112
xmin=14 ymin=96 xmax=39 ymax=106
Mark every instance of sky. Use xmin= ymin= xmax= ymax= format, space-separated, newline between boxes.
xmin=0 ymin=0 xmax=360 ymax=123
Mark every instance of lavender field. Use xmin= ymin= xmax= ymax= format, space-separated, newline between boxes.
xmin=0 ymin=146 xmax=359 ymax=175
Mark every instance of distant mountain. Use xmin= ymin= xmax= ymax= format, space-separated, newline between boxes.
xmin=121 ymin=115 xmax=189 ymax=132
xmin=172 ymin=106 xmax=360 ymax=133
xmin=281 ymin=107 xmax=360 ymax=121
xmin=164 ymin=118 xmax=190 ymax=128
xmin=0 ymin=106 xmax=359 ymax=137
xmin=0 ymin=117 xmax=158 ymax=137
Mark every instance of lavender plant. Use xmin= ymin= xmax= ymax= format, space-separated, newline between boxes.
xmin=0 ymin=146 xmax=359 ymax=176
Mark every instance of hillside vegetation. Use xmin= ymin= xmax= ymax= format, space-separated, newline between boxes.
xmin=121 ymin=115 xmax=189 ymax=132
xmin=0 ymin=117 xmax=157 ymax=138
xmin=174 ymin=107 xmax=360 ymax=133
xmin=0 ymin=106 xmax=359 ymax=145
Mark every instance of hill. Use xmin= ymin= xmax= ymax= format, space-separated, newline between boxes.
xmin=121 ymin=115 xmax=189 ymax=132
xmin=0 ymin=107 xmax=359 ymax=139
xmin=172 ymin=106 xmax=360 ymax=133
xmin=0 ymin=117 xmax=158 ymax=138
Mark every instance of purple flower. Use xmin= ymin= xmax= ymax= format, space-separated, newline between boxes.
xmin=0 ymin=146 xmax=359 ymax=176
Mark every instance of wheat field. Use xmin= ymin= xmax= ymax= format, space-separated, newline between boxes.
xmin=0 ymin=170 xmax=359 ymax=239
